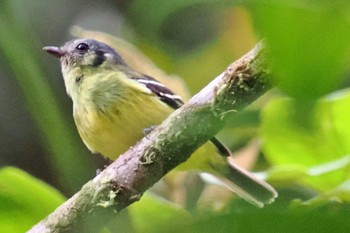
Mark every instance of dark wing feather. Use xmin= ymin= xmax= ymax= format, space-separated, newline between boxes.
xmin=140 ymin=75 xmax=184 ymax=109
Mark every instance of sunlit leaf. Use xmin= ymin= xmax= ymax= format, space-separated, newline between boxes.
xmin=261 ymin=90 xmax=350 ymax=190
xmin=0 ymin=167 xmax=65 ymax=233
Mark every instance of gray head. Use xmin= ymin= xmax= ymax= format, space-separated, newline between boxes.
xmin=43 ymin=39 xmax=126 ymax=69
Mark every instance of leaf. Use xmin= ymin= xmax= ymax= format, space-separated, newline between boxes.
xmin=0 ymin=167 xmax=65 ymax=233
xmin=249 ymin=1 xmax=350 ymax=100
xmin=129 ymin=193 xmax=192 ymax=233
xmin=261 ymin=91 xmax=350 ymax=191
xmin=303 ymin=179 xmax=350 ymax=206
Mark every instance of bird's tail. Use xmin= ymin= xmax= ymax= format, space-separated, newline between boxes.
xmin=210 ymin=157 xmax=277 ymax=207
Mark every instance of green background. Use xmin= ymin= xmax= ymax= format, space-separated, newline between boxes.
xmin=1 ymin=0 xmax=350 ymax=232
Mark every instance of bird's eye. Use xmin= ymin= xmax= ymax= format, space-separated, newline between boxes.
xmin=76 ymin=43 xmax=89 ymax=51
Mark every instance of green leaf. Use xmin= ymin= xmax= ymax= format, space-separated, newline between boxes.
xmin=129 ymin=193 xmax=192 ymax=233
xmin=249 ymin=2 xmax=350 ymax=100
xmin=0 ymin=167 xmax=65 ymax=233
xmin=303 ymin=179 xmax=350 ymax=206
xmin=261 ymin=91 xmax=350 ymax=191
xmin=130 ymin=197 xmax=350 ymax=233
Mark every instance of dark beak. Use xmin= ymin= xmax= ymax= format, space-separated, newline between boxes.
xmin=43 ymin=46 xmax=65 ymax=58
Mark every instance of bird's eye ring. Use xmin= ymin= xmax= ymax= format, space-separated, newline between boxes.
xmin=76 ymin=43 xmax=89 ymax=51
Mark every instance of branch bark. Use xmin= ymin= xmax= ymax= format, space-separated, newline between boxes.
xmin=28 ymin=41 xmax=272 ymax=233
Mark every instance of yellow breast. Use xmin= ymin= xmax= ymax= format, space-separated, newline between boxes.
xmin=72 ymin=71 xmax=174 ymax=160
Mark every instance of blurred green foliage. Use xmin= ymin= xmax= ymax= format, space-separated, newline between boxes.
xmin=0 ymin=0 xmax=97 ymax=193
xmin=250 ymin=1 xmax=350 ymax=100
xmin=1 ymin=0 xmax=350 ymax=232
xmin=262 ymin=94 xmax=350 ymax=191
xmin=0 ymin=167 xmax=65 ymax=232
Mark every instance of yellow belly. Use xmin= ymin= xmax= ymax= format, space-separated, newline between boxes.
xmin=73 ymin=88 xmax=173 ymax=160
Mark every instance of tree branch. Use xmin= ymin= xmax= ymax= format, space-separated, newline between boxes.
xmin=28 ymin=41 xmax=272 ymax=233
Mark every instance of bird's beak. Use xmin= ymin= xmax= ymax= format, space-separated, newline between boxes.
xmin=43 ymin=46 xmax=65 ymax=58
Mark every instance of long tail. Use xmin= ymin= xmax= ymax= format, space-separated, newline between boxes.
xmin=209 ymin=157 xmax=277 ymax=207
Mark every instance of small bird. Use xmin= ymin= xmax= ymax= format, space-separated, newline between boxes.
xmin=43 ymin=39 xmax=277 ymax=207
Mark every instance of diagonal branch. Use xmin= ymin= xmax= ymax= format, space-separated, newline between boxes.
xmin=28 ymin=41 xmax=272 ymax=233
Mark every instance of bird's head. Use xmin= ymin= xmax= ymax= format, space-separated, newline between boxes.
xmin=43 ymin=38 xmax=126 ymax=70
xmin=43 ymin=39 xmax=127 ymax=99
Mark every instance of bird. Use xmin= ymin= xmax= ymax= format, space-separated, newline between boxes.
xmin=43 ymin=38 xmax=277 ymax=207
